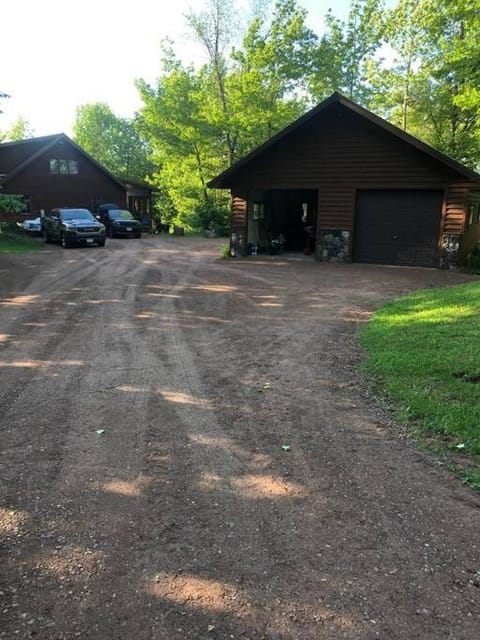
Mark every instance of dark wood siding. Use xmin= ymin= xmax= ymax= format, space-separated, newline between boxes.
xmin=228 ymin=106 xmax=472 ymax=234
xmin=214 ymin=98 xmax=480 ymax=265
xmin=0 ymin=138 xmax=52 ymax=174
xmin=231 ymin=191 xmax=248 ymax=255
xmin=354 ymin=190 xmax=443 ymax=266
xmin=318 ymin=185 xmax=355 ymax=230
xmin=231 ymin=192 xmax=247 ymax=231
xmin=3 ymin=140 xmax=126 ymax=213
xmin=231 ymin=107 xmax=460 ymax=189
xmin=444 ymin=185 xmax=468 ymax=234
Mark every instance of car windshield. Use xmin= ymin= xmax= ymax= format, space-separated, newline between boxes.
xmin=109 ymin=210 xmax=134 ymax=220
xmin=61 ymin=209 xmax=94 ymax=220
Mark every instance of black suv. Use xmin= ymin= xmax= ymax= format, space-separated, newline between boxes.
xmin=98 ymin=208 xmax=142 ymax=238
xmin=42 ymin=208 xmax=106 ymax=248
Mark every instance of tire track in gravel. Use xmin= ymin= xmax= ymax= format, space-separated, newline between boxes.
xmin=1 ymin=238 xmax=480 ymax=640
xmin=0 ymin=240 xmax=167 ymax=638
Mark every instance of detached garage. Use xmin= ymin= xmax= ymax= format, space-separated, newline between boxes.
xmin=208 ymin=93 xmax=480 ymax=267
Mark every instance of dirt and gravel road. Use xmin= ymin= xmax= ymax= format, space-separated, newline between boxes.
xmin=1 ymin=236 xmax=480 ymax=639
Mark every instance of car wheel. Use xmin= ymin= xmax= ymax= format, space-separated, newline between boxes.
xmin=43 ymin=230 xmax=51 ymax=243
xmin=108 ymin=228 xmax=114 ymax=238
xmin=135 ymin=233 xmax=141 ymax=239
xmin=98 ymin=240 xmax=106 ymax=247
xmin=60 ymin=233 xmax=71 ymax=249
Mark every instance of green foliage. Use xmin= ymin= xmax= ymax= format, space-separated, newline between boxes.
xmin=136 ymin=56 xmax=224 ymax=229
xmin=136 ymin=0 xmax=315 ymax=228
xmin=460 ymin=468 xmax=480 ymax=491
xmin=130 ymin=0 xmax=480 ymax=224
xmin=193 ymin=200 xmax=230 ymax=234
xmin=0 ymin=223 xmax=41 ymax=252
xmin=0 ymin=194 xmax=25 ymax=214
xmin=372 ymin=0 xmax=480 ymax=168
xmin=367 ymin=0 xmax=426 ymax=128
xmin=72 ymin=103 xmax=153 ymax=182
xmin=361 ymin=282 xmax=480 ymax=457
xmin=228 ymin=0 xmax=314 ymax=156
xmin=309 ymin=0 xmax=385 ymax=103
xmin=1 ymin=116 xmax=35 ymax=142
xmin=220 ymin=243 xmax=231 ymax=258
xmin=417 ymin=0 xmax=480 ymax=166
xmin=151 ymin=186 xmax=177 ymax=225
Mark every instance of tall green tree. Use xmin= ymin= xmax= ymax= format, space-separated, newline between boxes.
xmin=376 ymin=0 xmax=480 ymax=167
xmin=414 ymin=0 xmax=480 ymax=166
xmin=2 ymin=116 xmax=35 ymax=141
xmin=185 ymin=0 xmax=238 ymax=165
xmin=136 ymin=0 xmax=317 ymax=228
xmin=72 ymin=103 xmax=153 ymax=182
xmin=228 ymin=0 xmax=316 ymax=156
xmin=135 ymin=0 xmax=480 ymax=228
xmin=136 ymin=54 xmax=224 ymax=227
xmin=309 ymin=0 xmax=385 ymax=104
xmin=366 ymin=0 xmax=427 ymax=130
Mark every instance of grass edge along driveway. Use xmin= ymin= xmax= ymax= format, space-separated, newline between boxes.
xmin=0 ymin=231 xmax=42 ymax=253
xmin=361 ymin=280 xmax=480 ymax=489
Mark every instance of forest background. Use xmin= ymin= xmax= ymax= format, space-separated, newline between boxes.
xmin=2 ymin=0 xmax=479 ymax=232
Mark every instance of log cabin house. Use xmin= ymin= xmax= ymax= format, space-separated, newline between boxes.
xmin=0 ymin=134 xmax=153 ymax=220
xmin=208 ymin=93 xmax=480 ymax=267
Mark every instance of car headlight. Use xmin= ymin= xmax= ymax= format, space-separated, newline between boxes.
xmin=62 ymin=223 xmax=75 ymax=230
xmin=99 ymin=224 xmax=106 ymax=231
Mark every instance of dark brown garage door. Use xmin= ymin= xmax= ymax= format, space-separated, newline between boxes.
xmin=354 ymin=190 xmax=443 ymax=266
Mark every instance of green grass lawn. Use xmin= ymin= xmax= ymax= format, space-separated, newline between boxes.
xmin=361 ymin=280 xmax=480 ymax=488
xmin=0 ymin=232 xmax=43 ymax=253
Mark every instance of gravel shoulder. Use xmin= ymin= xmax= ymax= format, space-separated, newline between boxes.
xmin=1 ymin=237 xmax=479 ymax=639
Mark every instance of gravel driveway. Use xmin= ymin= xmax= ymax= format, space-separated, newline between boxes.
xmin=1 ymin=237 xmax=479 ymax=639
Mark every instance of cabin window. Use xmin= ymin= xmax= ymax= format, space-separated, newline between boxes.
xmin=49 ymin=159 xmax=78 ymax=175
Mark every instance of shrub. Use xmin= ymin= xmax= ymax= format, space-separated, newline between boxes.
xmin=0 ymin=194 xmax=25 ymax=214
xmin=220 ymin=244 xmax=231 ymax=258
xmin=0 ymin=221 xmax=18 ymax=235
xmin=193 ymin=201 xmax=229 ymax=236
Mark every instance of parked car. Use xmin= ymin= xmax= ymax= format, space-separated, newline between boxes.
xmin=98 ymin=209 xmax=142 ymax=238
xmin=42 ymin=208 xmax=106 ymax=248
xmin=17 ymin=217 xmax=42 ymax=235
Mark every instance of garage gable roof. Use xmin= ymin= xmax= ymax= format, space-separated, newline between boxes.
xmin=0 ymin=133 xmax=126 ymax=189
xmin=208 ymin=92 xmax=480 ymax=188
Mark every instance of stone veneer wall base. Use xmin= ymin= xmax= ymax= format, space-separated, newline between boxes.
xmin=316 ymin=230 xmax=351 ymax=262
